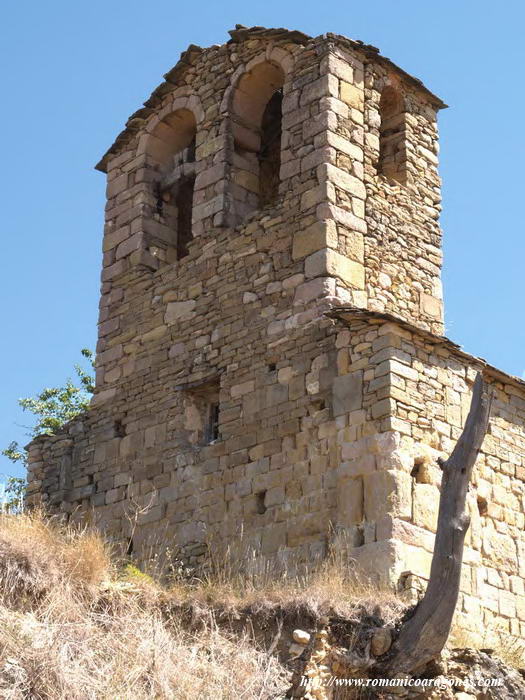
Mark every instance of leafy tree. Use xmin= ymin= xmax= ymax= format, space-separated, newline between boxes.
xmin=1 ymin=476 xmax=26 ymax=513
xmin=1 ymin=349 xmax=94 ymax=511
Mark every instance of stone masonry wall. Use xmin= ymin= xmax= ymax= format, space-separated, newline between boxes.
xmin=363 ymin=69 xmax=444 ymax=333
xmin=27 ymin=313 xmax=345 ymax=568
xmin=329 ymin=308 xmax=525 ymax=646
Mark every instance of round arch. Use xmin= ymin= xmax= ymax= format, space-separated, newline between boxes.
xmin=143 ymin=108 xmax=197 ymax=171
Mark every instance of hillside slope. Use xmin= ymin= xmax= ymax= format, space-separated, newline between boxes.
xmin=0 ymin=512 xmax=523 ymax=699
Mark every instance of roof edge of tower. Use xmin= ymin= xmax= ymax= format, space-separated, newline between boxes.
xmin=95 ymin=25 xmax=446 ymax=174
xmin=327 ymin=33 xmax=447 ymax=111
xmin=327 ymin=306 xmax=524 ymax=394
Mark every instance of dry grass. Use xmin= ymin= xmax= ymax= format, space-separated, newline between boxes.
xmin=0 ymin=512 xmax=288 ymax=699
xmin=492 ymin=636 xmax=525 ymax=669
xmin=0 ymin=510 xmax=109 ymax=610
xmin=449 ymin=618 xmax=525 ymax=670
xmin=167 ymin=534 xmax=405 ymax=629
xmin=0 ymin=512 xmax=405 ymax=698
xmin=3 ymin=512 xmax=521 ymax=697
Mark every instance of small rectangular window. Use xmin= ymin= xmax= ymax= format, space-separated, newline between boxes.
xmin=206 ymin=402 xmax=220 ymax=444
xmin=182 ymin=378 xmax=221 ymax=445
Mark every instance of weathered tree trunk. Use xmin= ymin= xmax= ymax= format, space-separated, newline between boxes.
xmin=382 ymin=372 xmax=492 ymax=676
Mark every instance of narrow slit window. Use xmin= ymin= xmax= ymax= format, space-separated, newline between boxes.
xmin=255 ymin=491 xmax=267 ymax=515
xmin=259 ymin=89 xmax=282 ymax=207
xmin=206 ymin=402 xmax=220 ymax=444
xmin=176 ymin=176 xmax=195 ymax=259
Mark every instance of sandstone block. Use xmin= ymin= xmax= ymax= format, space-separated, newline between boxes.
xmin=292 ymin=220 xmax=337 ymax=260
xmin=97 ymin=344 xmax=123 ymax=365
xmin=305 ymin=248 xmax=365 ymax=289
xmin=372 ymin=398 xmax=395 ymax=419
xmin=301 ymin=146 xmax=336 ymax=172
xmin=234 ymin=168 xmax=259 ymax=193
xmin=140 ymin=325 xmax=167 ymax=343
xmin=102 ymin=259 xmax=128 ymax=281
xmin=482 ymin=529 xmax=517 ymax=571
xmin=264 ymin=486 xmax=285 ymax=507
xmin=346 ymin=540 xmax=401 ymax=587
xmin=231 ymin=380 xmax=255 ymax=398
xmin=320 ymin=163 xmax=366 ymax=198
xmin=104 ymin=366 xmax=121 ymax=383
xmin=316 ymin=203 xmax=367 ymax=233
xmin=303 ymin=110 xmax=338 ymax=140
xmin=364 ymin=470 xmax=412 ymax=521
xmin=420 ymin=292 xmax=443 ymax=320
xmin=375 ymin=359 xmax=419 ymax=382
xmin=293 ymin=277 xmax=336 ymax=305
xmin=103 ymin=226 xmax=130 ymax=253
xmin=261 ymin=522 xmax=286 ymax=554
xmin=332 ymin=371 xmax=363 ymax=416
xmin=397 ymin=542 xmax=433 ymax=579
xmin=90 ymin=387 xmax=116 ymax=407
xmin=317 ymin=133 xmax=364 ymax=163
xmin=300 ymin=74 xmax=338 ymax=106
xmin=342 ymin=230 xmax=364 ymax=263
xmin=340 ymin=81 xmax=364 ymax=109
xmin=336 ymin=477 xmax=363 ymax=526
xmin=320 ymin=53 xmax=354 ymax=82
xmin=300 ymin=184 xmax=329 ymax=210
xmin=106 ymin=173 xmax=128 ymax=199
xmin=516 ymin=594 xmax=525 ymax=621
xmin=413 ymin=483 xmax=439 ymax=532
xmin=165 ymin=300 xmax=196 ymax=324
xmin=129 ymin=249 xmax=158 ymax=271
xmin=116 ymin=232 xmax=145 ymax=260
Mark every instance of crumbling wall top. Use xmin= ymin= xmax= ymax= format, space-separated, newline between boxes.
xmin=95 ymin=24 xmax=446 ymax=173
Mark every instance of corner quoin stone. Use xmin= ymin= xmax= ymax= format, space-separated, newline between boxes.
xmin=305 ymin=248 xmax=365 ymax=289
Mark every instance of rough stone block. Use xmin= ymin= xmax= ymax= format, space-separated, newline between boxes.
xmin=420 ymin=292 xmax=443 ymax=320
xmin=320 ymin=163 xmax=366 ymax=198
xmin=304 ymin=248 xmax=365 ymax=289
xmin=293 ymin=277 xmax=336 ymax=305
xmin=332 ymin=371 xmax=363 ymax=416
xmin=165 ymin=300 xmax=196 ymax=324
xmin=317 ymin=134 xmax=364 ymax=164
xmin=316 ymin=203 xmax=367 ymax=233
xmin=413 ymin=483 xmax=439 ymax=532
xmin=340 ymin=81 xmax=364 ymax=109
xmin=231 ymin=380 xmax=255 ymax=398
xmin=364 ymin=470 xmax=412 ymax=521
xmin=292 ymin=220 xmax=337 ymax=260
xmin=300 ymin=74 xmax=338 ymax=106
xmin=337 ymin=477 xmax=363 ymax=526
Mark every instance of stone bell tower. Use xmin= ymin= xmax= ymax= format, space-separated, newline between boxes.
xmin=92 ymin=26 xmax=445 ymax=403
xmin=29 ymin=25 xmax=446 ymax=567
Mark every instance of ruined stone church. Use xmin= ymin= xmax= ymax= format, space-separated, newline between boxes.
xmin=27 ymin=26 xmax=525 ymax=643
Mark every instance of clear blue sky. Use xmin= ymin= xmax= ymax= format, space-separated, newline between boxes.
xmin=1 ymin=0 xmax=524 ymax=481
